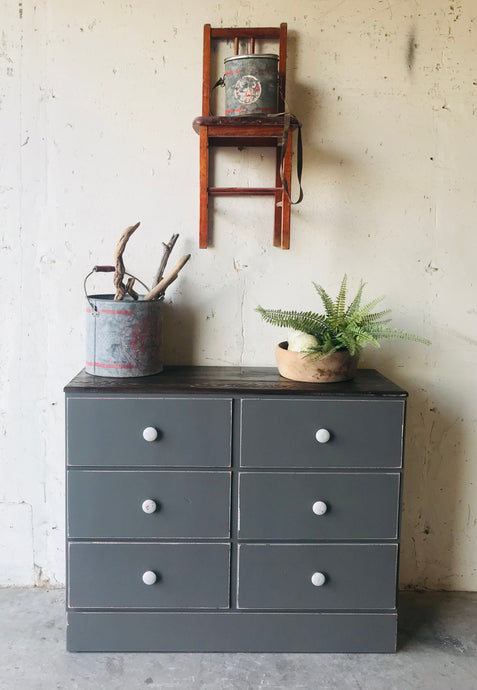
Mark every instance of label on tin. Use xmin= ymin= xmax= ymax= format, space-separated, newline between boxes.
xmin=234 ymin=75 xmax=261 ymax=104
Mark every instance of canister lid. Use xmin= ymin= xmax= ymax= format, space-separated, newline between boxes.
xmin=224 ymin=53 xmax=278 ymax=63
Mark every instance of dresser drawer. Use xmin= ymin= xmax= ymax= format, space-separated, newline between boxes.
xmin=68 ymin=471 xmax=231 ymax=539
xmin=67 ymin=397 xmax=232 ymax=467
xmin=240 ymin=399 xmax=404 ymax=468
xmin=237 ymin=544 xmax=397 ymax=610
xmin=238 ymin=472 xmax=399 ymax=540
xmin=68 ymin=543 xmax=230 ymax=609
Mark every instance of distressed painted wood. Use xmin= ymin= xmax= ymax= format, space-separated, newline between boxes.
xmin=68 ymin=470 xmax=231 ymax=539
xmin=67 ymin=611 xmax=398 ymax=653
xmin=65 ymin=366 xmax=407 ymax=652
xmin=64 ymin=366 xmax=407 ymax=396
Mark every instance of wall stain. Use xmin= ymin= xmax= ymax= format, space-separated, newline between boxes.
xmin=425 ymin=261 xmax=439 ymax=274
xmin=407 ymin=30 xmax=417 ymax=71
xmin=449 ymin=3 xmax=463 ymax=22
xmin=448 ymin=330 xmax=477 ymax=347
xmin=34 ymin=563 xmax=50 ymax=588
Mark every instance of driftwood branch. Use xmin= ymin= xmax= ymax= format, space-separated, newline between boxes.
xmin=143 ymin=254 xmax=191 ymax=301
xmin=113 ymin=222 xmax=140 ymax=300
xmin=152 ymin=233 xmax=179 ymax=287
xmin=125 ymin=276 xmax=138 ymax=300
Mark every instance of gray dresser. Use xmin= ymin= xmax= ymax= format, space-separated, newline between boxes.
xmin=65 ymin=366 xmax=407 ymax=652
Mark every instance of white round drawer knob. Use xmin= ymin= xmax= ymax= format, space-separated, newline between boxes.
xmin=142 ymin=570 xmax=157 ymax=586
xmin=142 ymin=499 xmax=157 ymax=514
xmin=312 ymin=500 xmax=328 ymax=516
xmin=311 ymin=572 xmax=326 ymax=587
xmin=142 ymin=426 xmax=158 ymax=442
xmin=315 ymin=428 xmax=331 ymax=444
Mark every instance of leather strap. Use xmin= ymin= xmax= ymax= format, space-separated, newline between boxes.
xmin=276 ymin=112 xmax=303 ymax=205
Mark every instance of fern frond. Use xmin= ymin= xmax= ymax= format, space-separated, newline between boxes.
xmin=346 ymin=281 xmax=365 ymax=317
xmin=341 ymin=325 xmax=380 ymax=352
xmin=352 ymin=295 xmax=386 ymax=320
xmin=354 ymin=330 xmax=381 ymax=349
xmin=365 ymin=325 xmax=431 ymax=344
xmin=336 ymin=330 xmax=358 ymax=355
xmin=306 ymin=345 xmax=341 ymax=360
xmin=335 ymin=274 xmax=348 ymax=319
xmin=319 ymin=332 xmax=340 ymax=355
xmin=312 ymin=282 xmax=335 ymax=318
xmin=359 ymin=310 xmax=392 ymax=326
xmin=255 ymin=307 xmax=328 ymax=338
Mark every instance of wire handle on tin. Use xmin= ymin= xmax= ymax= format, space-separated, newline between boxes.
xmin=84 ymin=266 xmax=151 ymax=312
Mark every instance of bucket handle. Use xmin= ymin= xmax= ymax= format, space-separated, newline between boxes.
xmin=84 ymin=266 xmax=151 ymax=312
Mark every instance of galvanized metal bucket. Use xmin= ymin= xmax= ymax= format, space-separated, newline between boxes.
xmin=224 ymin=54 xmax=278 ymax=116
xmin=84 ymin=271 xmax=163 ymax=377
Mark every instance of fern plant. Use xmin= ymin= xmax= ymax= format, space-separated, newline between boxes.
xmin=256 ymin=274 xmax=430 ymax=359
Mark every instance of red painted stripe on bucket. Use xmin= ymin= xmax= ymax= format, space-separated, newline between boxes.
xmin=86 ymin=308 xmax=136 ymax=315
xmin=224 ymin=107 xmax=276 ymax=114
xmin=86 ymin=361 xmax=136 ymax=370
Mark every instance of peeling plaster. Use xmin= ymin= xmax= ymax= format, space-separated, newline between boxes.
xmin=34 ymin=563 xmax=51 ymax=588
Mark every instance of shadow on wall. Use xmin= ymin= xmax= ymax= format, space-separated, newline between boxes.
xmin=287 ymin=30 xmax=361 ymax=187
xmin=162 ymin=299 xmax=198 ymax=365
xmin=385 ymin=368 xmax=465 ymax=591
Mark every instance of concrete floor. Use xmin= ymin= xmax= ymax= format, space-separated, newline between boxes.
xmin=1 ymin=589 xmax=476 ymax=690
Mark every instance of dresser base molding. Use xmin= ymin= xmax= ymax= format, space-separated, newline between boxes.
xmin=67 ymin=611 xmax=397 ymax=653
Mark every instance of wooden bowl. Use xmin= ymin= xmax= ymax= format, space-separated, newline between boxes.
xmin=275 ymin=341 xmax=359 ymax=383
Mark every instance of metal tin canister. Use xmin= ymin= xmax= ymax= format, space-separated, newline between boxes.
xmin=85 ymin=295 xmax=163 ymax=377
xmin=224 ymin=54 xmax=279 ymax=116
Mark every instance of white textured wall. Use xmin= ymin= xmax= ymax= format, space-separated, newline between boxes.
xmin=1 ymin=0 xmax=476 ymax=589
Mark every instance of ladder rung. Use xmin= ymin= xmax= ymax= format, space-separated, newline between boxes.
xmin=210 ymin=27 xmax=282 ymax=40
xmin=209 ymin=187 xmax=282 ymax=196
